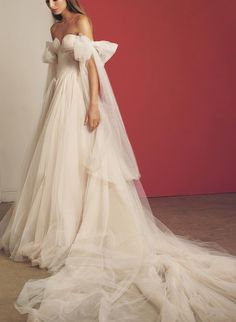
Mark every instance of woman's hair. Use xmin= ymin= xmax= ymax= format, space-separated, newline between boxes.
xmin=52 ymin=0 xmax=86 ymax=21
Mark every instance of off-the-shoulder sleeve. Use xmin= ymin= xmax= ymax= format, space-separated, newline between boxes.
xmin=73 ymin=35 xmax=118 ymax=65
xmin=42 ymin=41 xmax=58 ymax=64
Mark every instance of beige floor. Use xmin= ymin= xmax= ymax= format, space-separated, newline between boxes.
xmin=0 ymin=192 xmax=236 ymax=322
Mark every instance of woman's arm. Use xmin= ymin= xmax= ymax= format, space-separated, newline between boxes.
xmin=76 ymin=15 xmax=100 ymax=132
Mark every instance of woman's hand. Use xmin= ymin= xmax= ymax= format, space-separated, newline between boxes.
xmin=84 ymin=103 xmax=100 ymax=132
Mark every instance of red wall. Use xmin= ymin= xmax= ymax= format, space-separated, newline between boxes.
xmin=84 ymin=0 xmax=236 ymax=197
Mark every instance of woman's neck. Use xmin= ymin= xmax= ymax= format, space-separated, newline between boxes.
xmin=60 ymin=8 xmax=75 ymax=23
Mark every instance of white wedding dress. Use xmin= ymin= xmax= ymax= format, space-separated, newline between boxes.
xmin=0 ymin=33 xmax=236 ymax=322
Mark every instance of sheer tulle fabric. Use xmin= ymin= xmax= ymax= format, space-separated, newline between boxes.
xmin=0 ymin=34 xmax=236 ymax=321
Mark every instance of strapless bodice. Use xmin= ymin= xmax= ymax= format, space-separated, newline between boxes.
xmin=43 ymin=33 xmax=118 ymax=78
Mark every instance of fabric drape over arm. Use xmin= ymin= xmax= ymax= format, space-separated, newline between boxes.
xmin=72 ymin=34 xmax=141 ymax=181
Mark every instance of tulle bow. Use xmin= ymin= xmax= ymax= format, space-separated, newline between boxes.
xmin=73 ymin=35 xmax=118 ymax=64
xmin=93 ymin=40 xmax=118 ymax=64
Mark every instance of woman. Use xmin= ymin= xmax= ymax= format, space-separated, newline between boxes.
xmin=1 ymin=1 xmax=236 ymax=321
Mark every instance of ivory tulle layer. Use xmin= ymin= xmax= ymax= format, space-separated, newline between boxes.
xmin=0 ymin=34 xmax=236 ymax=321
xmin=15 ymin=178 xmax=236 ymax=322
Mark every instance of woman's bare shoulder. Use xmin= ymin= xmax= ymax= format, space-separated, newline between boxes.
xmin=75 ymin=14 xmax=92 ymax=27
xmin=50 ymin=22 xmax=59 ymax=39
xmin=75 ymin=14 xmax=94 ymax=39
